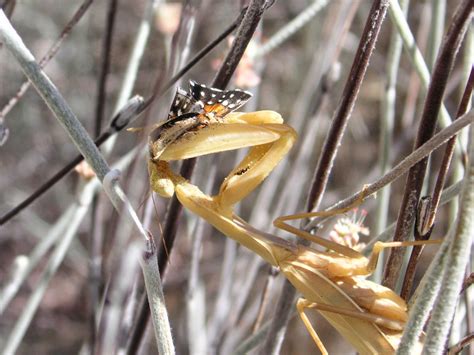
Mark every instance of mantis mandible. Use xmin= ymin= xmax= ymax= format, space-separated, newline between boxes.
xmin=147 ymin=81 xmax=437 ymax=354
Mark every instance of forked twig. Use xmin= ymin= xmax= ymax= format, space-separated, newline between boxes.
xmin=305 ymin=110 xmax=474 ymax=230
xmin=400 ymin=66 xmax=474 ymax=299
xmin=0 ymin=0 xmax=94 ymax=140
xmin=383 ymin=0 xmax=473 ymax=291
xmin=262 ymin=2 xmax=389 ymax=352
xmin=0 ymin=7 xmax=244 ymax=226
xmin=0 ymin=11 xmax=175 ymax=354
xmin=126 ymin=2 xmax=269 ymax=353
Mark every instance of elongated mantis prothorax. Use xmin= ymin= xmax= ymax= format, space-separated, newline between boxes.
xmin=148 ymin=81 xmax=433 ymax=354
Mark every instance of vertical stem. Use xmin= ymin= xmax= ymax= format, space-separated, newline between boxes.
xmin=306 ymin=0 xmax=390 ymax=212
xmin=423 ymin=125 xmax=474 ymax=354
xmin=262 ymin=2 xmax=390 ymax=354
xmin=374 ymin=0 xmax=409 ymax=281
xmin=382 ymin=0 xmax=473 ymax=291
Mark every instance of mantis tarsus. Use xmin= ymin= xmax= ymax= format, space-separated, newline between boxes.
xmin=147 ymin=81 xmax=439 ymax=354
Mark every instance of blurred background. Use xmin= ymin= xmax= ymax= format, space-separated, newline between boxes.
xmin=0 ymin=0 xmax=471 ymax=354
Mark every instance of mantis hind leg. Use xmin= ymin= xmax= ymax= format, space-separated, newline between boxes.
xmin=297 ymin=298 xmax=328 ymax=355
xmin=297 ymin=297 xmax=407 ymax=353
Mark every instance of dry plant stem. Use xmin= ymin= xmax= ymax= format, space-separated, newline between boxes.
xmin=400 ymin=66 xmax=474 ymax=300
xmin=252 ymin=266 xmax=274 ymax=334
xmin=374 ymin=0 xmax=409 ymax=282
xmin=0 ymin=12 xmax=175 ymax=355
xmin=429 ymin=67 xmax=473 ymax=246
xmin=461 ymin=272 xmax=474 ymax=294
xmin=95 ymin=0 xmax=118 ymax=136
xmin=253 ymin=0 xmax=328 ymax=59
xmin=1 ymin=185 xmax=94 ymax=355
xmin=396 ymin=224 xmax=454 ymax=354
xmin=127 ymin=3 xmax=267 ymax=353
xmin=389 ymin=0 xmax=458 ymax=140
xmin=1 ymin=146 xmax=139 ymax=321
xmin=363 ymin=179 xmax=464 ymax=255
xmin=306 ymin=109 xmax=474 ymax=231
xmin=306 ymin=0 xmax=389 ymax=212
xmin=0 ymin=205 xmax=75 ymax=313
xmin=0 ymin=0 xmax=94 ymax=121
xmin=224 ymin=11 xmax=352 ymax=334
xmin=168 ymin=0 xmax=200 ymax=80
xmin=261 ymin=3 xmax=389 ymax=353
xmin=0 ymin=96 xmax=143 ymax=225
xmin=186 ymin=161 xmax=218 ymax=354
xmin=101 ymin=242 xmax=141 ymax=354
xmin=448 ymin=333 xmax=474 ymax=355
xmin=212 ymin=0 xmax=266 ymax=89
xmin=400 ymin=2 xmax=430 ymax=128
xmin=423 ymin=126 xmax=474 ymax=354
xmin=289 ymin=2 xmax=359 ymax=132
xmin=233 ymin=319 xmax=272 ymax=355
xmin=382 ymin=0 xmax=473 ymax=291
xmin=427 ymin=0 xmax=445 ymax=69
xmin=0 ymin=5 xmax=241 ymax=226
xmin=90 ymin=0 xmax=118 ymax=347
xmin=141 ymin=6 xmax=246 ymax=112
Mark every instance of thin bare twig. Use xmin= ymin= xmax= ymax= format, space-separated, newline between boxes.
xmin=306 ymin=0 xmax=390 ymax=212
xmin=0 ymin=9 xmax=243 ymax=226
xmin=423 ymin=114 xmax=474 ymax=354
xmin=305 ymin=109 xmax=474 ymax=230
xmin=261 ymin=3 xmax=390 ymax=353
xmin=383 ymin=0 xmax=473 ymax=291
xmin=461 ymin=272 xmax=474 ymax=294
xmin=0 ymin=12 xmax=175 ymax=354
xmin=400 ymin=66 xmax=474 ymax=300
xmin=0 ymin=0 xmax=94 ymax=145
xmin=126 ymin=2 xmax=268 ymax=353
xmin=89 ymin=0 xmax=119 ymax=350
xmin=95 ymin=0 xmax=118 ymax=136
xmin=448 ymin=333 xmax=474 ymax=355
xmin=0 ymin=96 xmax=144 ymax=226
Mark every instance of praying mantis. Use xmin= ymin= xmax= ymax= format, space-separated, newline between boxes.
xmin=147 ymin=81 xmax=437 ymax=354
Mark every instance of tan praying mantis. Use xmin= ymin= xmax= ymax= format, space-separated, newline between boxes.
xmin=147 ymin=81 xmax=439 ymax=354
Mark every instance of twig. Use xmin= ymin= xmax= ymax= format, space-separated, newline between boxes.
xmin=382 ymin=0 xmax=473 ymax=291
xmin=363 ymin=179 xmax=464 ymax=256
xmin=461 ymin=272 xmax=474 ymax=294
xmin=427 ymin=0 xmax=445 ymax=69
xmin=167 ymin=0 xmax=200 ymax=81
xmin=389 ymin=0 xmax=459 ymax=138
xmin=400 ymin=1 xmax=430 ymax=128
xmin=186 ymin=160 xmax=218 ymax=354
xmin=374 ymin=0 xmax=409 ymax=282
xmin=253 ymin=0 xmax=328 ymax=59
xmin=0 ymin=205 xmax=74 ymax=313
xmin=448 ymin=333 xmax=474 ymax=355
xmin=94 ymin=0 xmax=118 ymax=136
xmin=90 ymin=1 xmax=119 ymax=347
xmin=100 ymin=242 xmax=141 ymax=354
xmin=423 ymin=113 xmax=474 ymax=355
xmin=0 ymin=95 xmax=144 ymax=225
xmin=395 ymin=222 xmax=454 ymax=354
xmin=126 ymin=2 xmax=268 ymax=353
xmin=1 ymin=188 xmax=94 ymax=355
xmin=0 ymin=0 xmax=94 ymax=142
xmin=0 ymin=5 xmax=243 ymax=226
xmin=306 ymin=0 xmax=390 ymax=212
xmin=304 ymin=109 xmax=473 ymax=231
xmin=0 ymin=11 xmax=175 ymax=354
xmin=400 ymin=66 xmax=474 ymax=299
xmin=261 ymin=2 xmax=390 ymax=352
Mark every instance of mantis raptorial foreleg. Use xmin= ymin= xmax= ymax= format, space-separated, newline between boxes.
xmin=148 ymin=81 xmax=433 ymax=354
